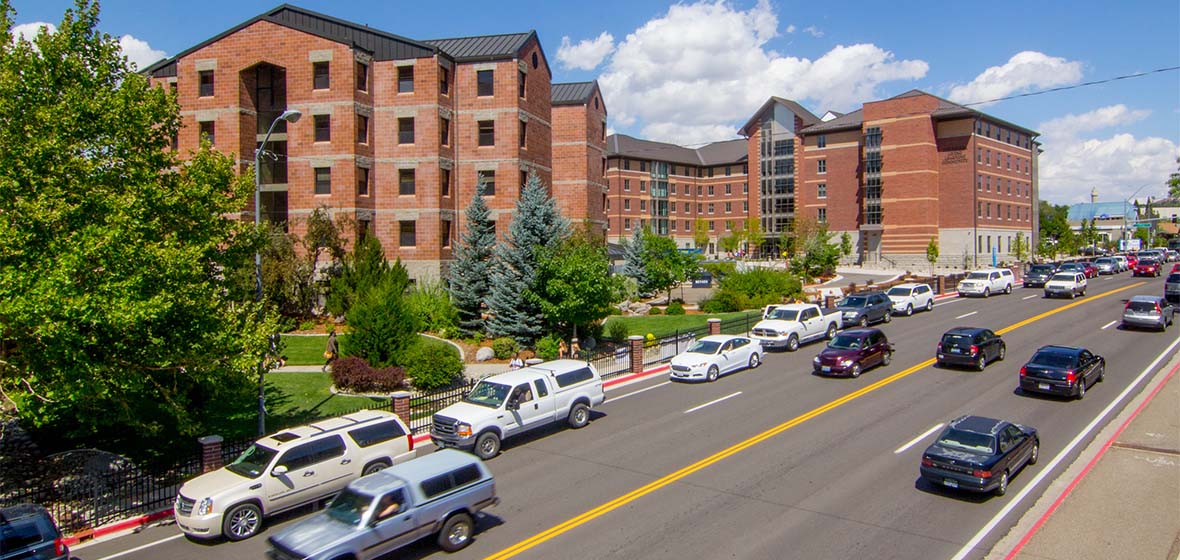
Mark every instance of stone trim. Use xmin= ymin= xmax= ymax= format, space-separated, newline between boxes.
xmin=194 ymin=59 xmax=217 ymax=71
xmin=308 ymin=50 xmax=334 ymax=63
xmin=472 ymin=62 xmax=496 ymax=71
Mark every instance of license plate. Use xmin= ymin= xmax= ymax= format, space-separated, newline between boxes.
xmin=1038 ymin=383 xmax=1050 ymax=390
xmin=943 ymin=479 xmax=959 ymax=489
xmin=950 ymin=348 xmax=961 ymax=354
xmin=822 ymin=366 xmax=831 ymax=372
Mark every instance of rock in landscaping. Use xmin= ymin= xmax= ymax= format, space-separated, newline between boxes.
xmin=628 ymin=302 xmax=651 ymax=316
xmin=475 ymin=347 xmax=495 ymax=362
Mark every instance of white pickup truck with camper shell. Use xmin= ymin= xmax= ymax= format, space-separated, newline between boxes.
xmin=750 ymin=303 xmax=843 ymax=351
xmin=430 ymin=360 xmax=605 ymax=459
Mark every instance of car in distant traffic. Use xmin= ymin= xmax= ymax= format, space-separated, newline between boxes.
xmin=669 ymin=335 xmax=762 ymax=382
xmin=0 ymin=504 xmax=69 ymax=560
xmin=1056 ymin=262 xmax=1092 ymax=279
xmin=1166 ymin=272 xmax=1180 ymax=303
xmin=1133 ymin=258 xmax=1162 ymax=277
xmin=1078 ymin=261 xmax=1099 ymax=278
xmin=1092 ymin=257 xmax=1118 ymax=274
xmin=1122 ymin=295 xmax=1174 ymax=331
xmin=957 ymin=269 xmax=1014 ymax=297
xmin=1022 ymin=264 xmax=1059 ymax=288
xmin=1112 ymin=255 xmax=1130 ymax=272
xmin=886 ymin=283 xmax=935 ymax=316
xmin=1019 ymin=345 xmax=1105 ymax=399
xmin=1043 ymin=272 xmax=1087 ymax=299
xmin=812 ymin=328 xmax=893 ymax=378
xmin=1170 ymin=263 xmax=1180 ymax=274
xmin=935 ymin=327 xmax=1006 ymax=371
xmin=835 ymin=292 xmax=893 ymax=327
xmin=919 ymin=415 xmax=1039 ymax=496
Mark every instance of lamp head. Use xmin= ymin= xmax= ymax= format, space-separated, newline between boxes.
xmin=279 ymin=109 xmax=302 ymax=123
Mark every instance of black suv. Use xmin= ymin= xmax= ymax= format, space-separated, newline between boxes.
xmin=936 ymin=327 xmax=1006 ymax=371
xmin=1022 ymin=264 xmax=1058 ymax=288
xmin=1 ymin=504 xmax=69 ymax=560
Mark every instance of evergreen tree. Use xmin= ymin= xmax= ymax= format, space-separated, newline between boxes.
xmin=448 ymin=184 xmax=495 ymax=336
xmin=622 ymin=227 xmax=648 ymax=294
xmin=326 ymin=234 xmax=389 ymax=317
xmin=486 ymin=173 xmax=569 ymax=344
xmin=343 ymin=259 xmax=415 ymax=368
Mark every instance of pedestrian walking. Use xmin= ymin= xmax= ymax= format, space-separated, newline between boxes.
xmin=570 ymin=338 xmax=582 ymax=360
xmin=323 ymin=330 xmax=339 ymax=372
xmin=558 ymin=339 xmax=568 ymax=359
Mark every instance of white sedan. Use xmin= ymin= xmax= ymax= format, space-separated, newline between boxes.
xmin=886 ymin=283 xmax=935 ymax=316
xmin=669 ymin=335 xmax=762 ymax=382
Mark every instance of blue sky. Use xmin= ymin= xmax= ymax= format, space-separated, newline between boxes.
xmin=11 ymin=0 xmax=1179 ymax=205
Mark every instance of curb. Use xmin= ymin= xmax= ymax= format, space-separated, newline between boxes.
xmin=63 ymin=509 xmax=174 ymax=546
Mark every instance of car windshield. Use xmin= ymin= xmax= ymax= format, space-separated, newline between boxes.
xmin=1168 ymin=274 xmax=1180 ymax=282
xmin=1139 ymin=259 xmax=1158 ymax=266
xmin=686 ymin=340 xmax=722 ymax=355
xmin=464 ymin=381 xmax=511 ymax=408
xmin=225 ymin=444 xmax=278 ymax=479
xmin=1029 ymin=351 xmax=1078 ymax=369
xmin=887 ymin=287 xmax=913 ymax=297
xmin=1050 ymin=274 xmax=1076 ymax=282
xmin=936 ymin=428 xmax=995 ymax=454
xmin=1029 ymin=265 xmax=1055 ymax=273
xmin=828 ymin=334 xmax=864 ymax=350
xmin=840 ymin=296 xmax=868 ymax=307
xmin=325 ymin=488 xmax=375 ymax=527
xmin=1095 ymin=258 xmax=1112 ymax=264
xmin=966 ymin=272 xmax=989 ymax=280
xmin=767 ymin=308 xmax=800 ymax=321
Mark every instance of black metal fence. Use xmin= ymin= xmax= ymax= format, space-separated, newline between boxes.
xmin=406 ymin=379 xmax=478 ymax=434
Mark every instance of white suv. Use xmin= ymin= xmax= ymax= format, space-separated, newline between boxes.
xmin=175 ymin=409 xmax=415 ymax=541
xmin=1044 ymin=272 xmax=1087 ymax=299
xmin=957 ymin=269 xmax=1014 ymax=297
xmin=886 ymin=283 xmax=935 ymax=316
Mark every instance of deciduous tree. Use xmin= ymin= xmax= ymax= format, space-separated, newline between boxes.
xmin=530 ymin=231 xmax=619 ymax=339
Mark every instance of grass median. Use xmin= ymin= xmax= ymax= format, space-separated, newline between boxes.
xmin=603 ymin=310 xmax=760 ymax=339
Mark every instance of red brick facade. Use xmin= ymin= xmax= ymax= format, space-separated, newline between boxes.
xmin=552 ymin=84 xmax=609 ymax=233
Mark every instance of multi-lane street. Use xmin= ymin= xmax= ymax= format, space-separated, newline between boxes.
xmin=76 ymin=272 xmax=1179 ymax=560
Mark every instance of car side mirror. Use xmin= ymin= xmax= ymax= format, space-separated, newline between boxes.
xmin=506 ymin=399 xmax=519 ymax=411
xmin=271 ymin=465 xmax=288 ymax=477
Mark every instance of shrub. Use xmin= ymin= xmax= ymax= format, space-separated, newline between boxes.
xmin=698 ymin=296 xmax=727 ymax=314
xmin=343 ymin=264 xmax=416 ymax=368
xmin=330 ymin=356 xmax=407 ymax=393
xmin=406 ymin=281 xmax=459 ymax=333
xmin=298 ymin=319 xmax=318 ymax=332
xmin=535 ymin=334 xmax=561 ymax=361
xmin=402 ymin=343 xmax=464 ymax=391
xmin=666 ymin=301 xmax=685 ymax=315
xmin=606 ymin=319 xmax=629 ymax=341
xmin=437 ymin=326 xmax=459 ymax=340
xmin=491 ymin=337 xmax=519 ymax=360
xmin=648 ymin=307 xmax=663 ymax=315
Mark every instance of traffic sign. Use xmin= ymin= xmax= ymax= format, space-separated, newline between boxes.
xmin=1134 ymin=223 xmax=1151 ymax=228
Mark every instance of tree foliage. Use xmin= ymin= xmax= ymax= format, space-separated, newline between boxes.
xmin=643 ymin=233 xmax=698 ymax=301
xmin=744 ymin=217 xmax=764 ymax=256
xmin=447 ymin=184 xmax=494 ymax=336
xmin=1012 ymin=232 xmax=1029 ymax=263
xmin=343 ymin=259 xmax=415 ymax=368
xmin=1168 ymin=157 xmax=1180 ymax=199
xmin=840 ymin=232 xmax=853 ymax=260
xmin=0 ymin=1 xmax=275 ymax=461
xmin=926 ymin=237 xmax=940 ymax=275
xmin=693 ymin=218 xmax=710 ymax=249
xmin=326 ymin=234 xmax=389 ymax=317
xmin=530 ymin=233 xmax=619 ymax=339
xmin=621 ymin=227 xmax=648 ymax=293
xmin=789 ymin=217 xmax=839 ymax=281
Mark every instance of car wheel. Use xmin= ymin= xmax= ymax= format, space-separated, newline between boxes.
xmin=850 ymin=362 xmax=862 ymax=378
xmin=707 ymin=365 xmax=719 ymax=382
xmin=748 ymin=353 xmax=761 ymax=369
xmin=859 ymin=316 xmax=868 ymax=328
xmin=825 ymin=323 xmax=837 ymax=340
xmin=925 ymin=299 xmax=934 ymax=312
xmin=976 ymin=355 xmax=987 ymax=372
xmin=997 ymin=344 xmax=1006 ymax=362
xmin=983 ymin=288 xmax=991 ymax=298
xmin=1080 ymin=288 xmax=1086 ymax=296
xmin=1069 ymin=289 xmax=1076 ymax=299
xmin=786 ymin=334 xmax=800 ymax=352
xmin=1004 ymin=284 xmax=1012 ymax=294
xmin=362 ymin=460 xmax=391 ymax=476
xmin=883 ymin=311 xmax=892 ymax=323
xmin=905 ymin=304 xmax=914 ymax=317
xmin=935 ymin=360 xmax=944 ymax=368
xmin=995 ymin=471 xmax=1009 ymax=496
xmin=1076 ymin=378 xmax=1086 ymax=400
xmin=474 ymin=431 xmax=501 ymax=460
xmin=882 ymin=350 xmax=892 ymax=366
xmin=1028 ymin=441 xmax=1040 ymax=465
xmin=568 ymin=402 xmax=590 ymax=429
xmin=437 ymin=513 xmax=475 ymax=552
xmin=222 ymin=503 xmax=262 ymax=541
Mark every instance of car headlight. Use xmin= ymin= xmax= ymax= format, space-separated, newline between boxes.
xmin=456 ymin=423 xmax=473 ymax=438
xmin=813 ymin=357 xmax=820 ymax=364
xmin=196 ymin=497 xmax=213 ymax=516
xmin=693 ymin=362 xmax=708 ymax=368
xmin=840 ymin=358 xmax=853 ymax=366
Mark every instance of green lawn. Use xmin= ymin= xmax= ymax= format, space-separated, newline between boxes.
xmin=604 ymin=310 xmax=761 ymax=340
xmin=264 ymin=372 xmax=388 ymax=429
xmin=281 ymin=334 xmax=458 ymax=366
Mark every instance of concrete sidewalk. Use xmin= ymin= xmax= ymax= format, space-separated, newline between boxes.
xmin=987 ymin=356 xmax=1180 ymax=559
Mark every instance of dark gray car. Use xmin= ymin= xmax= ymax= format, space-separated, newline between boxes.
xmin=1165 ymin=273 xmax=1180 ymax=303
xmin=836 ymin=292 xmax=892 ymax=328
xmin=1022 ymin=264 xmax=1058 ymax=287
xmin=1122 ymin=295 xmax=1175 ymax=331
xmin=0 ymin=504 xmax=68 ymax=560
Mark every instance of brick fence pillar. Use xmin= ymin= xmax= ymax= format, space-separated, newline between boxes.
xmin=628 ymin=335 xmax=645 ymax=373
xmin=390 ymin=391 xmax=411 ymax=424
xmin=824 ymin=295 xmax=835 ymax=309
xmin=707 ymin=318 xmax=721 ymax=335
xmin=938 ymin=275 xmax=946 ymax=294
xmin=198 ymin=435 xmax=223 ymax=473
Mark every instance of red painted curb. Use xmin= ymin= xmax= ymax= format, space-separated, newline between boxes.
xmin=604 ymin=365 xmax=670 ymax=388
xmin=1001 ymin=359 xmax=1180 ymax=559
xmin=63 ymin=509 xmax=174 ymax=545
xmin=934 ymin=291 xmax=959 ymax=300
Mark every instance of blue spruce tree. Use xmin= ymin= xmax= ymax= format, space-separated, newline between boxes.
xmin=486 ymin=172 xmax=569 ymax=344
xmin=622 ymin=227 xmax=648 ymax=295
xmin=448 ymin=184 xmax=495 ymax=336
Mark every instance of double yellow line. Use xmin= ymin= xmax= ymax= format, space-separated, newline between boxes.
xmin=485 ymin=282 xmax=1145 ymax=559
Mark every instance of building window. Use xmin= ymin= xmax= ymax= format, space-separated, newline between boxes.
xmin=397 ymin=66 xmax=414 ymax=93
xmin=440 ymin=167 xmax=451 ymax=197
xmin=1006 ymin=179 xmax=1011 ymax=195
xmin=398 ymin=117 xmax=414 ymax=144
xmin=519 ymin=120 xmax=527 ymax=148
xmin=518 ymin=70 xmax=526 ymax=98
xmin=640 ymin=181 xmax=647 ymax=193
xmin=977 ymin=202 xmax=982 ymax=217
xmin=477 ymin=70 xmax=494 ymax=96
xmin=743 ymin=201 xmax=749 ymax=212
xmin=707 ymin=185 xmax=714 ymax=196
xmin=743 ymin=183 xmax=748 ymax=194
xmin=1006 ymin=154 xmax=1011 ymax=170
xmin=986 ymin=203 xmax=991 ymax=218
xmin=198 ymin=70 xmax=214 ymax=97
xmin=356 ymin=167 xmax=369 ymax=196
xmin=725 ymin=220 xmax=733 ymax=231
xmin=709 ymin=221 xmax=715 ymax=231
xmin=640 ymin=161 xmax=647 ymax=172
xmin=624 ymin=199 xmax=631 ymax=211
xmin=683 ymin=202 xmax=690 ymax=213
xmin=199 ymin=121 xmax=215 ymax=146
xmin=669 ymin=184 xmax=676 ymax=195
xmin=440 ymin=117 xmax=450 ymax=146
xmin=623 ymin=179 xmax=630 ymax=191
xmin=986 ymin=176 xmax=991 ymax=191
xmin=671 ymin=221 xmax=677 ymax=231
xmin=977 ymin=174 xmax=982 ymax=190
xmin=356 ymin=61 xmax=368 ymax=91
xmin=399 ymin=169 xmax=415 ymax=195
xmin=1007 ymin=205 xmax=1012 ymax=220
xmin=314 ymin=114 xmax=330 ymax=142
xmin=520 ymin=170 xmax=527 ymax=189
xmin=314 ymin=167 xmax=331 ymax=195
xmin=817 ymin=160 xmax=827 ymax=174
xmin=313 ymin=62 xmax=330 ymax=90
xmin=976 ymin=147 xmax=982 ymax=163
xmin=640 ymin=200 xmax=646 ymax=211
xmin=707 ymin=167 xmax=713 ymax=177
xmin=708 ymin=203 xmax=715 ymax=214
xmin=478 ymin=170 xmax=496 ymax=195
xmin=356 ymin=115 xmax=369 ymax=144
xmin=624 ymin=218 xmax=631 ymax=230
xmin=725 ymin=166 xmax=732 ymax=176
xmin=399 ymin=221 xmax=416 ymax=247
xmin=985 ymin=149 xmax=991 ymax=165
xmin=623 ymin=159 xmax=631 ymax=170
xmin=817 ymin=208 xmax=826 ymax=223
xmin=697 ymin=203 xmax=703 ymax=213
xmin=725 ymin=202 xmax=732 ymax=213
xmin=442 ymin=220 xmax=452 ymax=248
xmin=697 ymin=185 xmax=703 ymax=196
xmin=725 ymin=184 xmax=732 ymax=194
xmin=478 ymin=120 xmax=494 ymax=146
xmin=817 ymin=134 xmax=827 ymax=148
xmin=817 ymin=183 xmax=827 ymax=199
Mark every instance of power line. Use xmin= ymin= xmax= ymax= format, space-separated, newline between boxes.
xmin=960 ymin=65 xmax=1180 ymax=107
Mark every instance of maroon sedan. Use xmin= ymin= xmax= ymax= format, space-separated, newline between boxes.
xmin=1077 ymin=261 xmax=1099 ymax=278
xmin=1134 ymin=259 xmax=1161 ymax=277
xmin=813 ymin=328 xmax=894 ymax=378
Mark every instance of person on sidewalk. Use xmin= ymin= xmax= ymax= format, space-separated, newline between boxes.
xmin=558 ymin=340 xmax=568 ymax=359
xmin=508 ymin=352 xmax=524 ymax=369
xmin=570 ymin=338 xmax=582 ymax=360
xmin=323 ymin=330 xmax=339 ymax=372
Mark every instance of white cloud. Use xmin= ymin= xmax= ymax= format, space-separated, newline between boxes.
xmin=947 ymin=51 xmax=1083 ymax=106
xmin=11 ymin=21 xmax=57 ymax=42
xmin=118 ymin=34 xmax=167 ymax=69
xmin=598 ymin=0 xmax=927 ymax=144
xmin=1039 ymin=104 xmax=1150 ymax=140
xmin=557 ymin=31 xmax=615 ymax=70
xmin=803 ymin=25 xmax=823 ymax=38
xmin=785 ymin=24 xmax=796 ymax=33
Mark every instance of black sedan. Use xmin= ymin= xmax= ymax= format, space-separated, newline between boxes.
xmin=1019 ymin=345 xmax=1105 ymax=399
xmin=1022 ymin=263 xmax=1058 ymax=287
xmin=936 ymin=327 xmax=1006 ymax=371
xmin=920 ymin=415 xmax=1039 ymax=496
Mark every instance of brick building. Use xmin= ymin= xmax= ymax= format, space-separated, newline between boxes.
xmin=552 ymin=82 xmax=609 ymax=234
xmin=143 ymin=4 xmax=606 ymax=281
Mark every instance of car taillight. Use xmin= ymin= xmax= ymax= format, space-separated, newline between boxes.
xmin=970 ymin=345 xmax=980 ymax=355
xmin=54 ymin=538 xmax=66 ymax=556
xmin=1155 ymin=304 xmax=1162 ymax=314
xmin=1019 ymin=366 xmax=1027 ymax=377
xmin=936 ymin=342 xmax=942 ymax=352
xmin=407 ymin=433 xmax=414 ymax=452
xmin=972 ymin=469 xmax=992 ymax=478
xmin=1125 ymin=302 xmax=1133 ymax=310
xmin=1066 ymin=370 xmax=1077 ymax=384
xmin=921 ymin=457 xmax=934 ymax=467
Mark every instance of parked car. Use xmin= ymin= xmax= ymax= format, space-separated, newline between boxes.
xmin=1092 ymin=257 xmax=1118 ymax=275
xmin=1019 ymin=345 xmax=1105 ymax=399
xmin=175 ymin=410 xmax=416 ymax=541
xmin=836 ymin=292 xmax=893 ymax=327
xmin=1122 ymin=295 xmax=1175 ymax=331
xmin=812 ymin=328 xmax=893 ymax=378
xmin=936 ymin=327 xmax=1006 ymax=371
xmin=1022 ymin=264 xmax=1059 ymax=288
xmin=886 ymin=283 xmax=935 ymax=316
xmin=1134 ymin=258 xmax=1162 ymax=277
xmin=0 ymin=504 xmax=69 ymax=560
xmin=1166 ymin=272 xmax=1180 ymax=303
xmin=919 ymin=415 xmax=1038 ymax=496
xmin=751 ymin=304 xmax=842 ymax=351
xmin=266 ymin=450 xmax=498 ymax=559
xmin=669 ymin=335 xmax=762 ymax=381
xmin=1043 ymin=272 xmax=1087 ymax=299
xmin=431 ymin=360 xmax=605 ymax=459
xmin=1112 ymin=255 xmax=1129 ymax=272
xmin=957 ymin=269 xmax=1014 ymax=297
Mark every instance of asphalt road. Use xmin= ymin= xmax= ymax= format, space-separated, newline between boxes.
xmin=74 ymin=272 xmax=1178 ymax=560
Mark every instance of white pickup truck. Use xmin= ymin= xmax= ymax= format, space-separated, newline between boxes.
xmin=430 ymin=360 xmax=605 ymax=460
xmin=750 ymin=303 xmax=843 ymax=351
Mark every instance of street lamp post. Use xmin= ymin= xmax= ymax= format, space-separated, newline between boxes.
xmin=255 ymin=109 xmax=301 ymax=436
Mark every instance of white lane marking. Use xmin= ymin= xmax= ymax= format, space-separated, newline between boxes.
xmin=684 ymin=391 xmax=742 ymax=414
xmin=94 ymin=534 xmax=185 ymax=560
xmin=610 ymin=381 xmax=671 ymax=402
xmin=950 ymin=333 xmax=1180 ymax=560
xmin=894 ymin=423 xmax=945 ymax=455
xmin=1101 ymin=320 xmax=1118 ymax=330
xmin=1022 ymin=295 xmax=1038 ymax=300
xmin=955 ymin=311 xmax=978 ymax=319
xmin=934 ymin=298 xmax=969 ymax=308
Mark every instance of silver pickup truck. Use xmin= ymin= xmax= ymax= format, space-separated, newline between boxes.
xmin=750 ymin=303 xmax=843 ymax=351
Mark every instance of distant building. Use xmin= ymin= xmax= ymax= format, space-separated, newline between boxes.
xmin=1066 ymin=201 xmax=1137 ymax=243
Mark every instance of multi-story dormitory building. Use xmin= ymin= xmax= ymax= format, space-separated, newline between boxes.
xmin=606 ymin=90 xmax=1039 ymax=268
xmin=144 ymin=4 xmax=609 ymax=281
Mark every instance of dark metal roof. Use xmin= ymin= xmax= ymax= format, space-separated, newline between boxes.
xmin=423 ymin=31 xmax=533 ymax=62
xmin=800 ymin=89 xmax=1038 ymax=136
xmin=606 ymin=134 xmax=746 ymax=166
xmin=552 ymin=81 xmax=597 ymax=106
xmin=739 ymin=96 xmax=821 ymax=136
xmin=800 ymin=109 xmax=864 ymax=133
